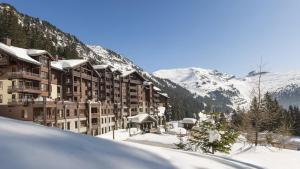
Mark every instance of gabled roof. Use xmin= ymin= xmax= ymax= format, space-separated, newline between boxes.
xmin=51 ymin=59 xmax=87 ymax=70
xmin=111 ymin=67 xmax=122 ymax=74
xmin=128 ymin=113 xmax=157 ymax=124
xmin=27 ymin=49 xmax=54 ymax=60
xmin=121 ymin=70 xmax=136 ymax=77
xmin=159 ymin=92 xmax=169 ymax=98
xmin=153 ymin=86 xmax=161 ymax=92
xmin=143 ymin=81 xmax=153 ymax=86
xmin=93 ymin=64 xmax=112 ymax=70
xmin=0 ymin=42 xmax=41 ymax=65
xmin=121 ymin=70 xmax=146 ymax=81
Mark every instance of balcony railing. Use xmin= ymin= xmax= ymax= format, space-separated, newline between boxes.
xmin=8 ymin=85 xmax=42 ymax=94
xmin=8 ymin=71 xmax=41 ymax=81
xmin=7 ymin=99 xmax=32 ymax=105
xmin=130 ymin=79 xmax=140 ymax=84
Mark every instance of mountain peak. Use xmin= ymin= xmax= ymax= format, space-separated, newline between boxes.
xmin=155 ymin=67 xmax=300 ymax=109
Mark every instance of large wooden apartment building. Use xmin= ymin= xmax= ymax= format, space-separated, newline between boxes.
xmin=0 ymin=38 xmax=170 ymax=136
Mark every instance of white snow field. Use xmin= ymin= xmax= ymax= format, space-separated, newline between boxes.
xmin=1 ymin=117 xmax=300 ymax=169
xmin=100 ymin=129 xmax=300 ymax=169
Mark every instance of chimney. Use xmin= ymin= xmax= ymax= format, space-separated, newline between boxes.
xmin=2 ymin=37 xmax=11 ymax=46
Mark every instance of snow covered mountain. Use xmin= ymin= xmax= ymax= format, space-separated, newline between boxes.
xmin=0 ymin=3 xmax=203 ymax=119
xmin=154 ymin=67 xmax=300 ymax=110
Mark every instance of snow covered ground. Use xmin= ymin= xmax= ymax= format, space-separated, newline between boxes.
xmin=96 ymin=128 xmax=140 ymax=141
xmin=1 ymin=117 xmax=300 ymax=169
xmin=0 ymin=117 xmax=175 ymax=169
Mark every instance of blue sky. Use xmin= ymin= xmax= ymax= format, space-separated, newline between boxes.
xmin=3 ymin=0 xmax=300 ymax=76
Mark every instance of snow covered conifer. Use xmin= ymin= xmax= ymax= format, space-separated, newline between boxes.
xmin=189 ymin=112 xmax=238 ymax=154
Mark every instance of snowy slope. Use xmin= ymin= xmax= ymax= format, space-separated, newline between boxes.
xmin=154 ymin=67 xmax=300 ymax=109
xmin=0 ymin=117 xmax=268 ymax=169
xmin=99 ymin=127 xmax=300 ymax=169
xmin=88 ymin=45 xmax=142 ymax=72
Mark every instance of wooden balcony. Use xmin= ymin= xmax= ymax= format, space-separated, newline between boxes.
xmin=130 ymin=91 xmax=137 ymax=96
xmin=8 ymin=71 xmax=41 ymax=81
xmin=65 ymin=91 xmax=80 ymax=96
xmin=8 ymin=85 xmax=42 ymax=94
xmin=7 ymin=99 xmax=32 ymax=106
xmin=114 ymin=83 xmax=120 ymax=88
xmin=130 ymin=79 xmax=140 ymax=84
xmin=92 ymin=113 xmax=99 ymax=118
xmin=129 ymin=86 xmax=137 ymax=90
xmin=130 ymin=98 xmax=138 ymax=102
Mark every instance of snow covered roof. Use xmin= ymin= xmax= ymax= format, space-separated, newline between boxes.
xmin=121 ymin=70 xmax=136 ymax=77
xmin=153 ymin=86 xmax=161 ymax=91
xmin=51 ymin=59 xmax=87 ymax=70
xmin=0 ymin=42 xmax=41 ymax=65
xmin=158 ymin=92 xmax=169 ymax=98
xmin=93 ymin=64 xmax=111 ymax=70
xmin=111 ymin=67 xmax=122 ymax=73
xmin=143 ymin=81 xmax=153 ymax=86
xmin=181 ymin=118 xmax=197 ymax=124
xmin=27 ymin=49 xmax=50 ymax=57
xmin=128 ymin=113 xmax=157 ymax=124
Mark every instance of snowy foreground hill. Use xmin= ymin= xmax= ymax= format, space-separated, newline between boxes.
xmin=1 ymin=117 xmax=299 ymax=169
xmin=154 ymin=67 xmax=300 ymax=109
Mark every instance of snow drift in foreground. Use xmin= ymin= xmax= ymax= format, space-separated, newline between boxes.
xmin=0 ymin=117 xmax=173 ymax=169
xmin=1 ymin=117 xmax=299 ymax=169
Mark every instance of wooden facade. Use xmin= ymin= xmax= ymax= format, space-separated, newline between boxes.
xmin=0 ymin=40 xmax=169 ymax=136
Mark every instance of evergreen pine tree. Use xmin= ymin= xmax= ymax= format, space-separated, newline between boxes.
xmin=189 ymin=112 xmax=238 ymax=154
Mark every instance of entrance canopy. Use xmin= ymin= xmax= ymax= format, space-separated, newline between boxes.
xmin=128 ymin=113 xmax=157 ymax=124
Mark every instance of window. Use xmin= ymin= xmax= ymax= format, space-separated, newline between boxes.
xmin=67 ymin=122 xmax=71 ymax=130
xmin=41 ymin=84 xmax=48 ymax=92
xmin=22 ymin=110 xmax=28 ymax=119
xmin=75 ymin=121 xmax=78 ymax=129
xmin=0 ymin=95 xmax=2 ymax=103
xmin=66 ymin=110 xmax=70 ymax=116
xmin=57 ymin=86 xmax=61 ymax=94
xmin=41 ymin=71 xmax=48 ymax=79
xmin=80 ymin=120 xmax=87 ymax=127
xmin=0 ymin=81 xmax=3 ymax=90
xmin=58 ymin=110 xmax=63 ymax=118
xmin=74 ymin=110 xmax=78 ymax=116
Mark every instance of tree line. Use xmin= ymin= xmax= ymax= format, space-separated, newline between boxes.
xmin=0 ymin=3 xmax=79 ymax=59
xmin=231 ymin=92 xmax=300 ymax=146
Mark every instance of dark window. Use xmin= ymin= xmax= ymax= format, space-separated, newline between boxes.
xmin=67 ymin=122 xmax=70 ymax=130
xmin=75 ymin=121 xmax=78 ymax=129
